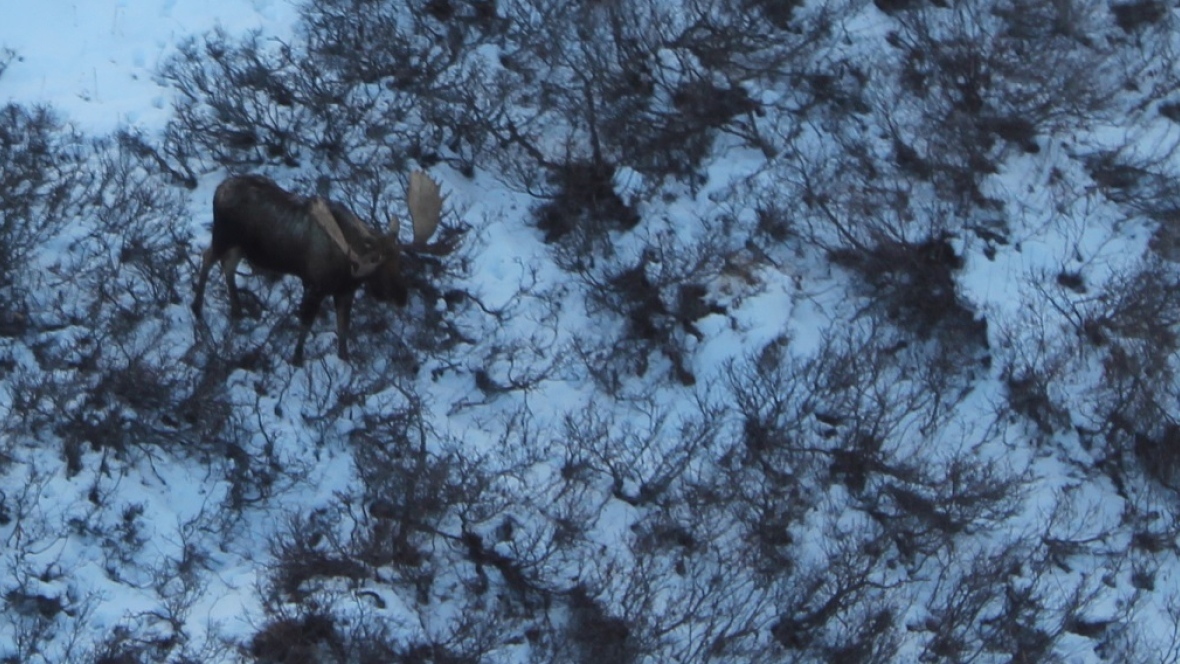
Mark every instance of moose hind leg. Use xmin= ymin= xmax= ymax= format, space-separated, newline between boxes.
xmin=333 ymin=293 xmax=355 ymax=362
xmin=192 ymin=246 xmax=217 ymax=316
xmin=292 ymin=288 xmax=326 ymax=366
xmin=220 ymin=247 xmax=245 ymax=318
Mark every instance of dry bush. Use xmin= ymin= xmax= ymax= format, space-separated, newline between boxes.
xmin=571 ymin=232 xmax=729 ymax=389
xmin=877 ymin=0 xmax=1115 ymax=214
xmin=830 ymin=234 xmax=987 ymax=351
xmin=532 ymin=159 xmax=640 ymax=247
xmin=250 ymin=612 xmax=344 ymax=664
xmin=1083 ymin=262 xmax=1180 ymax=487
xmin=1111 ymin=0 xmax=1169 ymax=33
xmin=159 ymin=0 xmax=502 ymax=180
xmin=489 ymin=0 xmax=846 ymax=249
xmin=0 ymin=103 xmax=96 ymax=332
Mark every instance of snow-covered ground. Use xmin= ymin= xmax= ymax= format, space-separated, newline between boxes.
xmin=3 ymin=0 xmax=1180 ymax=661
xmin=3 ymin=1 xmax=298 ymax=133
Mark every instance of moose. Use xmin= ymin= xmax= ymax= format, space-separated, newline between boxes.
xmin=191 ymin=171 xmax=443 ymax=365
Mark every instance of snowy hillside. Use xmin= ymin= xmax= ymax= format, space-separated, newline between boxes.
xmin=3 ymin=0 xmax=1180 ymax=661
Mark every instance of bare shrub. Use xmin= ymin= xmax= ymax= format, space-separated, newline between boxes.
xmin=348 ymin=404 xmax=494 ymax=569
xmin=767 ymin=531 xmax=900 ymax=661
xmin=1002 ymin=364 xmax=1073 ymax=436
xmin=0 ymin=104 xmax=95 ymax=330
xmin=488 ymin=0 xmax=847 ymax=248
xmin=724 ymin=326 xmax=1028 ymax=577
xmin=76 ymin=139 xmax=191 ymax=319
xmin=298 ymin=0 xmax=506 ymax=175
xmin=1025 ymin=254 xmax=1180 ymax=487
xmin=40 ymin=332 xmax=232 ymax=477
xmin=565 ymin=585 xmax=637 ymax=664
xmin=557 ymin=396 xmax=722 ymax=508
xmin=159 ymin=0 xmax=503 ymax=181
xmin=1110 ymin=0 xmax=1168 ymax=33
xmin=830 ymin=234 xmax=987 ymax=351
xmin=0 ymin=137 xmax=237 ymax=475
xmin=261 ymin=510 xmax=366 ymax=603
xmin=250 ymin=612 xmax=344 ymax=663
xmin=617 ymin=498 xmax=796 ymax=662
xmin=915 ymin=527 xmax=1115 ymax=664
xmin=572 ymin=231 xmax=730 ymax=389
xmin=253 ymin=402 xmax=556 ymax=660
xmin=765 ymin=126 xmax=991 ymax=368
xmin=1080 ymin=261 xmax=1180 ymax=487
xmin=1083 ymin=148 xmax=1180 ymax=221
xmin=882 ymin=0 xmax=1114 ymax=211
xmin=532 ymin=159 xmax=640 ymax=247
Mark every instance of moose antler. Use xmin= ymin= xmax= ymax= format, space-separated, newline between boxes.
xmin=309 ymin=197 xmax=382 ymax=277
xmin=408 ymin=170 xmax=443 ymax=245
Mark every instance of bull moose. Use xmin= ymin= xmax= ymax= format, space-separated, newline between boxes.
xmin=191 ymin=171 xmax=443 ymax=365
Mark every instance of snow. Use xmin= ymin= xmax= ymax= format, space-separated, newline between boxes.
xmin=3 ymin=0 xmax=1180 ymax=661
xmin=2 ymin=1 xmax=298 ymax=134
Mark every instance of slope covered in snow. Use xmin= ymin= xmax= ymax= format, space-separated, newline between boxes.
xmin=3 ymin=0 xmax=1180 ymax=662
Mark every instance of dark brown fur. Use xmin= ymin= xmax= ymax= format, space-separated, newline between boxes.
xmin=192 ymin=175 xmax=409 ymax=364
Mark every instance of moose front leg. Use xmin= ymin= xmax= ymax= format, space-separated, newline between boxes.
xmin=333 ymin=292 xmax=355 ymax=362
xmin=292 ymin=287 xmax=327 ymax=366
